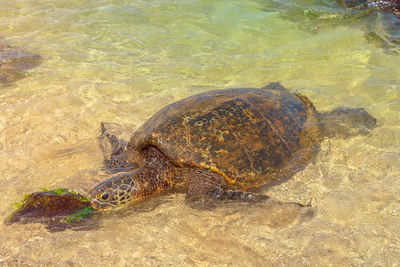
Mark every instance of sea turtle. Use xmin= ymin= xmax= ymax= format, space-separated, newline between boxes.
xmin=90 ymin=84 xmax=376 ymax=210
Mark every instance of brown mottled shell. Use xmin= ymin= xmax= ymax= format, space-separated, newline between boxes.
xmin=130 ymin=88 xmax=321 ymax=188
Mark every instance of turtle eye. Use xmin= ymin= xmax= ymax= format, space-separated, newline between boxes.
xmin=101 ymin=192 xmax=110 ymax=200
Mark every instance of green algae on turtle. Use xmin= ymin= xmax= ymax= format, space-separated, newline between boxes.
xmin=90 ymin=84 xmax=377 ymax=211
xmin=0 ymin=37 xmax=41 ymax=84
xmin=6 ymin=188 xmax=98 ymax=232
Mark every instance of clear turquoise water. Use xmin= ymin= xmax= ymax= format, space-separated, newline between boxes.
xmin=0 ymin=0 xmax=399 ymax=265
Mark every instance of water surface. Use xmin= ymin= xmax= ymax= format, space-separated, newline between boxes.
xmin=1 ymin=0 xmax=399 ymax=265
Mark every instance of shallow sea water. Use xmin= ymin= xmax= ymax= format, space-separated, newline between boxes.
xmin=1 ymin=0 xmax=400 ymax=265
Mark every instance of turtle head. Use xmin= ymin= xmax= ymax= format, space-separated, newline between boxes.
xmin=90 ymin=173 xmax=137 ymax=210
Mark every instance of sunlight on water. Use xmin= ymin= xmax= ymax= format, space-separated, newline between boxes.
xmin=0 ymin=0 xmax=399 ymax=265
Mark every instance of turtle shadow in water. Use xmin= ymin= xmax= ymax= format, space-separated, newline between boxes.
xmin=104 ymin=194 xmax=315 ymax=230
xmin=187 ymin=197 xmax=315 ymax=229
xmin=243 ymin=200 xmax=315 ymax=229
xmin=0 ymin=37 xmax=42 ymax=85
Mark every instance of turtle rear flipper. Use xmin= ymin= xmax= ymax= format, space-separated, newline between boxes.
xmin=100 ymin=122 xmax=139 ymax=173
xmin=319 ymin=107 xmax=377 ymax=139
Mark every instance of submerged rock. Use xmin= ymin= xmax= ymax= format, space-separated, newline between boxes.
xmin=342 ymin=0 xmax=400 ymax=53
xmin=340 ymin=0 xmax=400 ymax=18
xmin=6 ymin=189 xmax=98 ymax=232
xmin=0 ymin=37 xmax=41 ymax=84
xmin=329 ymin=1 xmax=400 ymax=53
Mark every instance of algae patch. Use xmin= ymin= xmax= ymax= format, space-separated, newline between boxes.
xmin=6 ymin=188 xmax=98 ymax=232
xmin=66 ymin=206 xmax=95 ymax=223
xmin=40 ymin=188 xmax=91 ymax=202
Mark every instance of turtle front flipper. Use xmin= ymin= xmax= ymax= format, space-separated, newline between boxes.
xmin=100 ymin=122 xmax=139 ymax=173
xmin=185 ymin=170 xmax=268 ymax=203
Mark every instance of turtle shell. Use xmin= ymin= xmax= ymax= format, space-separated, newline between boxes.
xmin=129 ymin=88 xmax=321 ymax=188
